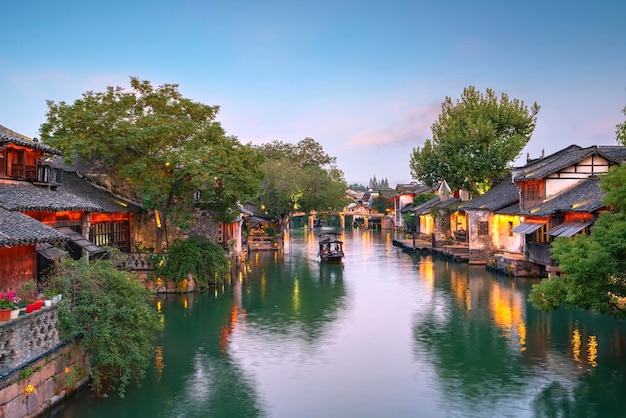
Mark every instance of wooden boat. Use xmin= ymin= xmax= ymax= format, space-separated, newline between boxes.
xmin=318 ymin=232 xmax=344 ymax=264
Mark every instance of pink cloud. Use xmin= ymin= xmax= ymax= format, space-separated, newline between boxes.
xmin=348 ymin=103 xmax=439 ymax=147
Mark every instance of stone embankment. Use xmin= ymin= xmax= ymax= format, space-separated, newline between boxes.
xmin=0 ymin=306 xmax=90 ymax=418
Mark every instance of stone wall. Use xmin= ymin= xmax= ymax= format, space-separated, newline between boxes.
xmin=0 ymin=306 xmax=91 ymax=418
xmin=0 ymin=307 xmax=59 ymax=375
xmin=469 ymin=248 xmax=489 ymax=265
xmin=0 ymin=343 xmax=90 ymax=418
xmin=493 ymin=254 xmax=541 ymax=277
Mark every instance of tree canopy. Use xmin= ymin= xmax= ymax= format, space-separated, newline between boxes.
xmin=409 ymin=86 xmax=540 ymax=196
xmin=40 ymin=77 xmax=263 ymax=251
xmin=255 ymin=138 xmax=349 ymax=219
xmin=528 ymin=164 xmax=626 ymax=318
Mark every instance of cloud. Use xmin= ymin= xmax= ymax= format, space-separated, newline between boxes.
xmin=347 ymin=103 xmax=439 ymax=147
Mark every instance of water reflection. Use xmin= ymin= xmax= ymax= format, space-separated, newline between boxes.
xmin=42 ymin=230 xmax=626 ymax=418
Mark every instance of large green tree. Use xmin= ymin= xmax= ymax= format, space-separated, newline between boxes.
xmin=41 ymin=77 xmax=263 ymax=252
xmin=528 ymin=164 xmax=626 ymax=318
xmin=255 ymin=138 xmax=349 ymax=219
xmin=410 ymin=86 xmax=540 ymax=196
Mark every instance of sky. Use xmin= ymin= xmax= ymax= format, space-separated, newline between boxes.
xmin=3 ymin=0 xmax=625 ymax=187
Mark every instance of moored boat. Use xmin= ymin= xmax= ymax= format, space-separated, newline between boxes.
xmin=318 ymin=232 xmax=344 ymax=264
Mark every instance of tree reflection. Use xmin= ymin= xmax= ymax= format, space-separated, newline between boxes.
xmin=413 ymin=258 xmax=626 ymax=417
xmin=240 ymin=250 xmax=347 ymax=344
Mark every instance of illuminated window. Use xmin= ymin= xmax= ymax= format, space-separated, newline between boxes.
xmin=92 ymin=222 xmax=129 ymax=251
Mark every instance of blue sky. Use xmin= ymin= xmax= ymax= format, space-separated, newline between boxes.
xmin=3 ymin=0 xmax=625 ymax=186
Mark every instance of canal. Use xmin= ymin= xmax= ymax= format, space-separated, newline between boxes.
xmin=44 ymin=229 xmax=626 ymax=417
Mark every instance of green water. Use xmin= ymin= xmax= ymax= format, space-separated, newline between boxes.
xmin=43 ymin=229 xmax=626 ymax=417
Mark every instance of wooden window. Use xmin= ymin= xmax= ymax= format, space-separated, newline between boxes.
xmin=522 ymin=180 xmax=544 ymax=209
xmin=508 ymin=221 xmax=513 ymax=237
xmin=92 ymin=221 xmax=129 ymax=251
xmin=8 ymin=149 xmax=25 ymax=178
xmin=25 ymin=151 xmax=37 ymax=180
xmin=526 ymin=182 xmax=540 ymax=201
xmin=477 ymin=221 xmax=489 ymax=236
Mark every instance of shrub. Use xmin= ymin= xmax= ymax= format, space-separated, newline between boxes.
xmin=157 ymin=237 xmax=229 ymax=289
xmin=45 ymin=252 xmax=162 ymax=398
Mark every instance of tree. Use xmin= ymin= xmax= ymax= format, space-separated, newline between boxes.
xmin=410 ymin=86 xmax=540 ymax=196
xmin=255 ymin=138 xmax=349 ymax=219
xmin=348 ymin=183 xmax=367 ymax=191
xmin=40 ymin=77 xmax=263 ymax=252
xmin=45 ymin=253 xmax=162 ymax=397
xmin=617 ymin=101 xmax=626 ymax=146
xmin=414 ymin=192 xmax=437 ymax=206
xmin=528 ymin=164 xmax=626 ymax=318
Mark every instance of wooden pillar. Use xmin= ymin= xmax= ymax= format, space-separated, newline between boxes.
xmin=82 ymin=212 xmax=91 ymax=259
xmin=340 ymin=214 xmax=345 ymax=229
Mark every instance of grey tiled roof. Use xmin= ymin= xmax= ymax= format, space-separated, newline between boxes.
xmin=0 ymin=180 xmax=103 ymax=212
xmin=495 ymin=202 xmax=520 ymax=215
xmin=433 ymin=197 xmax=461 ymax=210
xmin=0 ymin=124 xmax=62 ymax=155
xmin=513 ymin=145 xmax=622 ymax=181
xmin=0 ymin=207 xmax=68 ymax=247
xmin=414 ymin=196 xmax=441 ymax=215
xmin=396 ymin=182 xmax=439 ymax=194
xmin=521 ymin=177 xmax=605 ymax=217
xmin=460 ymin=180 xmax=519 ymax=211
xmin=599 ymin=146 xmax=626 ymax=162
xmin=61 ymin=172 xmax=143 ymax=213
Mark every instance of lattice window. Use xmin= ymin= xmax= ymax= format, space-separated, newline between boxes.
xmin=477 ymin=221 xmax=489 ymax=236
xmin=92 ymin=222 xmax=129 ymax=251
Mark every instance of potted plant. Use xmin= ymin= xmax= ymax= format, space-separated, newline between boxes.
xmin=0 ymin=293 xmax=19 ymax=321
xmin=43 ymin=289 xmax=57 ymax=307
xmin=17 ymin=281 xmax=37 ymax=313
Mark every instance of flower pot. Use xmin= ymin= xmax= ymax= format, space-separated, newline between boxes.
xmin=26 ymin=303 xmax=35 ymax=313
xmin=34 ymin=300 xmax=43 ymax=310
xmin=10 ymin=309 xmax=20 ymax=319
xmin=44 ymin=300 xmax=52 ymax=307
xmin=0 ymin=309 xmax=11 ymax=321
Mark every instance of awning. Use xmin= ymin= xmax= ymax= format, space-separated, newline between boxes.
xmin=546 ymin=221 xmax=593 ymax=237
xmin=36 ymin=243 xmax=68 ymax=260
xmin=511 ymin=221 xmax=548 ymax=234
xmin=57 ymin=227 xmax=103 ymax=253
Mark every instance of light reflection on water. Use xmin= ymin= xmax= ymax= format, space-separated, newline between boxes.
xmin=42 ymin=229 xmax=626 ymax=418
